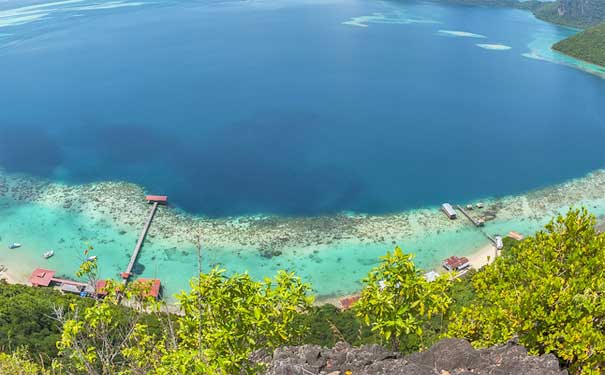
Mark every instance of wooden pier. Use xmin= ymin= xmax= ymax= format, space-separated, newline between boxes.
xmin=121 ymin=196 xmax=167 ymax=285
xmin=456 ymin=205 xmax=484 ymax=227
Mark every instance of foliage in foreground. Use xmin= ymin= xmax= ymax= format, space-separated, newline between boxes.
xmin=448 ymin=208 xmax=605 ymax=374
xmin=298 ymin=304 xmax=378 ymax=347
xmin=355 ymin=246 xmax=453 ymax=352
xmin=0 ymin=349 xmax=51 ymax=375
xmin=0 ymin=281 xmax=93 ymax=361
xmin=54 ymin=268 xmax=313 ymax=375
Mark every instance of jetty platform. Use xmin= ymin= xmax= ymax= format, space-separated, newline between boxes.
xmin=120 ymin=195 xmax=167 ymax=285
xmin=28 ymin=195 xmax=167 ymax=299
xmin=456 ymin=205 xmax=484 ymax=227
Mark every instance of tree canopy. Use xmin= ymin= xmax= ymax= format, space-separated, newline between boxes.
xmin=355 ymin=246 xmax=453 ymax=352
xmin=55 ymin=268 xmax=314 ymax=375
xmin=554 ymin=23 xmax=605 ymax=67
xmin=448 ymin=208 xmax=605 ymax=374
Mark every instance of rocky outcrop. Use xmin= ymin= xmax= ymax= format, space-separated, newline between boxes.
xmin=258 ymin=338 xmax=567 ymax=375
xmin=557 ymin=0 xmax=605 ymax=24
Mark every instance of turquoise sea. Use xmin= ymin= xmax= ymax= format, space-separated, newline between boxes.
xmin=0 ymin=0 xmax=604 ymax=299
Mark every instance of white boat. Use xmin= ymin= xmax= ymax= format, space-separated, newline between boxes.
xmin=476 ymin=202 xmax=484 ymax=209
xmin=8 ymin=243 xmax=21 ymax=249
xmin=43 ymin=250 xmax=54 ymax=259
xmin=495 ymin=236 xmax=504 ymax=250
xmin=86 ymin=255 xmax=97 ymax=262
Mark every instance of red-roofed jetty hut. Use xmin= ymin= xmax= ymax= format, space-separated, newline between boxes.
xmin=146 ymin=195 xmax=168 ymax=204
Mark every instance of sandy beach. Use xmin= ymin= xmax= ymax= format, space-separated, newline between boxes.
xmin=467 ymin=243 xmax=498 ymax=269
xmin=0 ymin=267 xmax=25 ymax=285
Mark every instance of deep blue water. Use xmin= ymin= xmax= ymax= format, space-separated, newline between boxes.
xmin=0 ymin=0 xmax=604 ymax=217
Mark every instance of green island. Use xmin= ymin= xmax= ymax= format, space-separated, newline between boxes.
xmin=436 ymin=0 xmax=605 ymax=68
xmin=1 ymin=208 xmax=604 ymax=374
xmin=553 ymin=22 xmax=605 ymax=67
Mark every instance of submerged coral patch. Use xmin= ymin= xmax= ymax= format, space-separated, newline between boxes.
xmin=476 ymin=43 xmax=512 ymax=50
xmin=343 ymin=12 xmax=440 ymax=28
xmin=437 ymin=30 xmax=487 ymax=38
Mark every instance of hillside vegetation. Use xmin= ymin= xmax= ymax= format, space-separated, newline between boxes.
xmin=0 ymin=208 xmax=604 ymax=374
xmin=553 ymin=23 xmax=605 ymax=66
xmin=438 ymin=0 xmax=605 ymax=28
xmin=535 ymin=0 xmax=605 ymax=28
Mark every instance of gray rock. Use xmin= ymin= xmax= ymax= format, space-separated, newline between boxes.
xmin=258 ymin=338 xmax=568 ymax=375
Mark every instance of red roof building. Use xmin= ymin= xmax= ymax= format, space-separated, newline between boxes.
xmin=145 ymin=195 xmax=168 ymax=204
xmin=339 ymin=295 xmax=360 ymax=310
xmin=508 ymin=231 xmax=524 ymax=241
xmin=133 ymin=278 xmax=162 ymax=299
xmin=442 ymin=256 xmax=470 ymax=271
xmin=29 ymin=268 xmax=56 ymax=287
xmin=96 ymin=280 xmax=108 ymax=297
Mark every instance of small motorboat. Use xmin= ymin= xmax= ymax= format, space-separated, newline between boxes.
xmin=495 ymin=235 xmax=504 ymax=250
xmin=466 ymin=204 xmax=473 ymax=210
xmin=86 ymin=255 xmax=97 ymax=262
xmin=8 ymin=243 xmax=21 ymax=249
xmin=476 ymin=202 xmax=484 ymax=209
xmin=43 ymin=250 xmax=54 ymax=259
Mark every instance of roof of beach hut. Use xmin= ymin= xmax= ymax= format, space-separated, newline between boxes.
xmin=28 ymin=268 xmax=56 ymax=287
xmin=133 ymin=278 xmax=161 ymax=299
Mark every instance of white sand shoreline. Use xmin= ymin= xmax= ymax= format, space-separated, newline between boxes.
xmin=466 ymin=242 xmax=498 ymax=270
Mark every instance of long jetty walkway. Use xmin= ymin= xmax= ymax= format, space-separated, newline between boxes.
xmin=454 ymin=205 xmax=498 ymax=245
xmin=456 ymin=205 xmax=484 ymax=227
xmin=121 ymin=195 xmax=167 ymax=285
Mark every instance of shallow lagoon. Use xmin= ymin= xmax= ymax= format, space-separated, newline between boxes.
xmin=2 ymin=169 xmax=605 ymax=299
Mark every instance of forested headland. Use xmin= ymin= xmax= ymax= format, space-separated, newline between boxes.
xmin=554 ymin=23 xmax=605 ymax=66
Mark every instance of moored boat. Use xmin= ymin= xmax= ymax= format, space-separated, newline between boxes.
xmin=8 ymin=243 xmax=21 ymax=249
xmin=495 ymin=235 xmax=504 ymax=250
xmin=43 ymin=250 xmax=54 ymax=259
